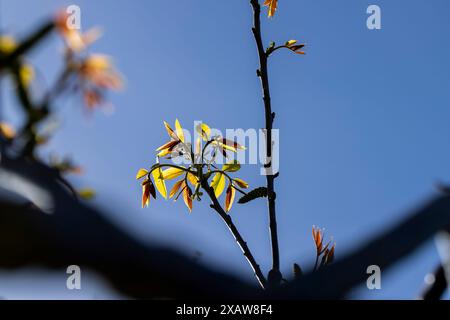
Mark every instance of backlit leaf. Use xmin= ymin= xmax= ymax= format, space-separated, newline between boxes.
xmin=225 ymin=184 xmax=236 ymax=212
xmin=263 ymin=0 xmax=278 ymax=18
xmin=175 ymin=119 xmax=185 ymax=143
xmin=285 ymin=39 xmax=297 ymax=46
xmin=233 ymin=178 xmax=249 ymax=189
xmin=196 ymin=123 xmax=211 ymax=141
xmin=141 ymin=180 xmax=151 ymax=207
xmin=170 ymin=179 xmax=184 ymax=199
xmin=210 ymin=172 xmax=226 ymax=198
xmin=182 ymin=184 xmax=193 ymax=212
xmin=152 ymin=167 xmax=167 ymax=199
xmin=162 ymin=167 xmax=184 ymax=180
xmin=156 ymin=140 xmax=179 ymax=151
xmin=163 ymin=121 xmax=178 ymax=140
xmin=187 ymin=172 xmax=199 ymax=186
xmin=222 ymin=138 xmax=245 ymax=150
xmin=222 ymin=160 xmax=240 ymax=172
xmin=136 ymin=168 xmax=148 ymax=180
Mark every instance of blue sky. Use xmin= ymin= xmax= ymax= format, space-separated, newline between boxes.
xmin=1 ymin=0 xmax=449 ymax=299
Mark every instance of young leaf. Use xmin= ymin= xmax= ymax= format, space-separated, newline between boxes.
xmin=162 ymin=167 xmax=184 ymax=180
xmin=135 ymin=168 xmax=148 ymax=180
xmin=152 ymin=167 xmax=167 ymax=199
xmin=182 ymin=184 xmax=193 ymax=212
xmin=156 ymin=140 xmax=179 ymax=151
xmin=312 ymin=226 xmax=323 ymax=254
xmin=222 ymin=160 xmax=240 ymax=172
xmin=141 ymin=180 xmax=151 ymax=208
xmin=327 ymin=245 xmax=335 ymax=264
xmin=175 ymin=119 xmax=185 ymax=143
xmin=196 ymin=123 xmax=211 ymax=141
xmin=225 ymin=184 xmax=236 ymax=212
xmin=210 ymin=172 xmax=226 ymax=198
xmin=285 ymin=39 xmax=297 ymax=46
xmin=169 ymin=179 xmax=184 ymax=199
xmin=222 ymin=138 xmax=246 ymax=151
xmin=163 ymin=121 xmax=178 ymax=140
xmin=263 ymin=0 xmax=278 ymax=18
xmin=238 ymin=187 xmax=268 ymax=204
xmin=187 ymin=172 xmax=199 ymax=186
xmin=233 ymin=178 xmax=249 ymax=189
xmin=148 ymin=180 xmax=156 ymax=199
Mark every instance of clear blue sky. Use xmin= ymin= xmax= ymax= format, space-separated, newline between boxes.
xmin=1 ymin=0 xmax=450 ymax=299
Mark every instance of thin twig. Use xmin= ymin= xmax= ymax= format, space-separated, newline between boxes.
xmin=202 ymin=180 xmax=267 ymax=289
xmin=250 ymin=0 xmax=281 ymax=286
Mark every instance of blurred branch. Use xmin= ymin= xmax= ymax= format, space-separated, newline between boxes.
xmin=419 ymin=265 xmax=447 ymax=300
xmin=1 ymin=152 xmax=450 ymax=298
xmin=275 ymin=195 xmax=450 ymax=299
xmin=0 ymin=154 xmax=260 ymax=299
xmin=0 ymin=22 xmax=54 ymax=67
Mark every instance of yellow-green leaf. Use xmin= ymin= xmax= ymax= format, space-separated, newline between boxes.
xmin=222 ymin=160 xmax=240 ymax=172
xmin=152 ymin=167 xmax=167 ymax=199
xmin=220 ymin=141 xmax=237 ymax=152
xmin=285 ymin=39 xmax=297 ymax=47
xmin=210 ymin=172 xmax=226 ymax=198
xmin=162 ymin=167 xmax=184 ymax=180
xmin=157 ymin=148 xmax=171 ymax=157
xmin=233 ymin=178 xmax=249 ymax=189
xmin=175 ymin=119 xmax=185 ymax=143
xmin=187 ymin=172 xmax=199 ymax=186
xmin=196 ymin=123 xmax=211 ymax=141
xmin=136 ymin=168 xmax=149 ymax=180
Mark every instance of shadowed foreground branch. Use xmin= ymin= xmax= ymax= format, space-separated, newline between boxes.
xmin=0 ymin=154 xmax=449 ymax=299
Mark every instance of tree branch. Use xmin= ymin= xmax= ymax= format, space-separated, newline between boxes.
xmin=2 ymin=154 xmax=450 ymax=298
xmin=419 ymin=265 xmax=447 ymax=300
xmin=250 ymin=0 xmax=281 ymax=286
xmin=275 ymin=195 xmax=450 ymax=299
xmin=0 ymin=155 xmax=260 ymax=299
xmin=202 ymin=180 xmax=267 ymax=289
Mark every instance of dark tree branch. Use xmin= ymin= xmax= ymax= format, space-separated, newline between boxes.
xmin=1 ymin=154 xmax=450 ymax=298
xmin=419 ymin=265 xmax=447 ymax=300
xmin=0 ymin=22 xmax=54 ymax=67
xmin=250 ymin=0 xmax=281 ymax=286
xmin=275 ymin=195 xmax=450 ymax=299
xmin=202 ymin=180 xmax=267 ymax=289
xmin=0 ymin=155 xmax=260 ymax=299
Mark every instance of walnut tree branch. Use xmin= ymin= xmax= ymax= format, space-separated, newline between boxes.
xmin=250 ymin=0 xmax=281 ymax=286
xmin=201 ymin=180 xmax=267 ymax=289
